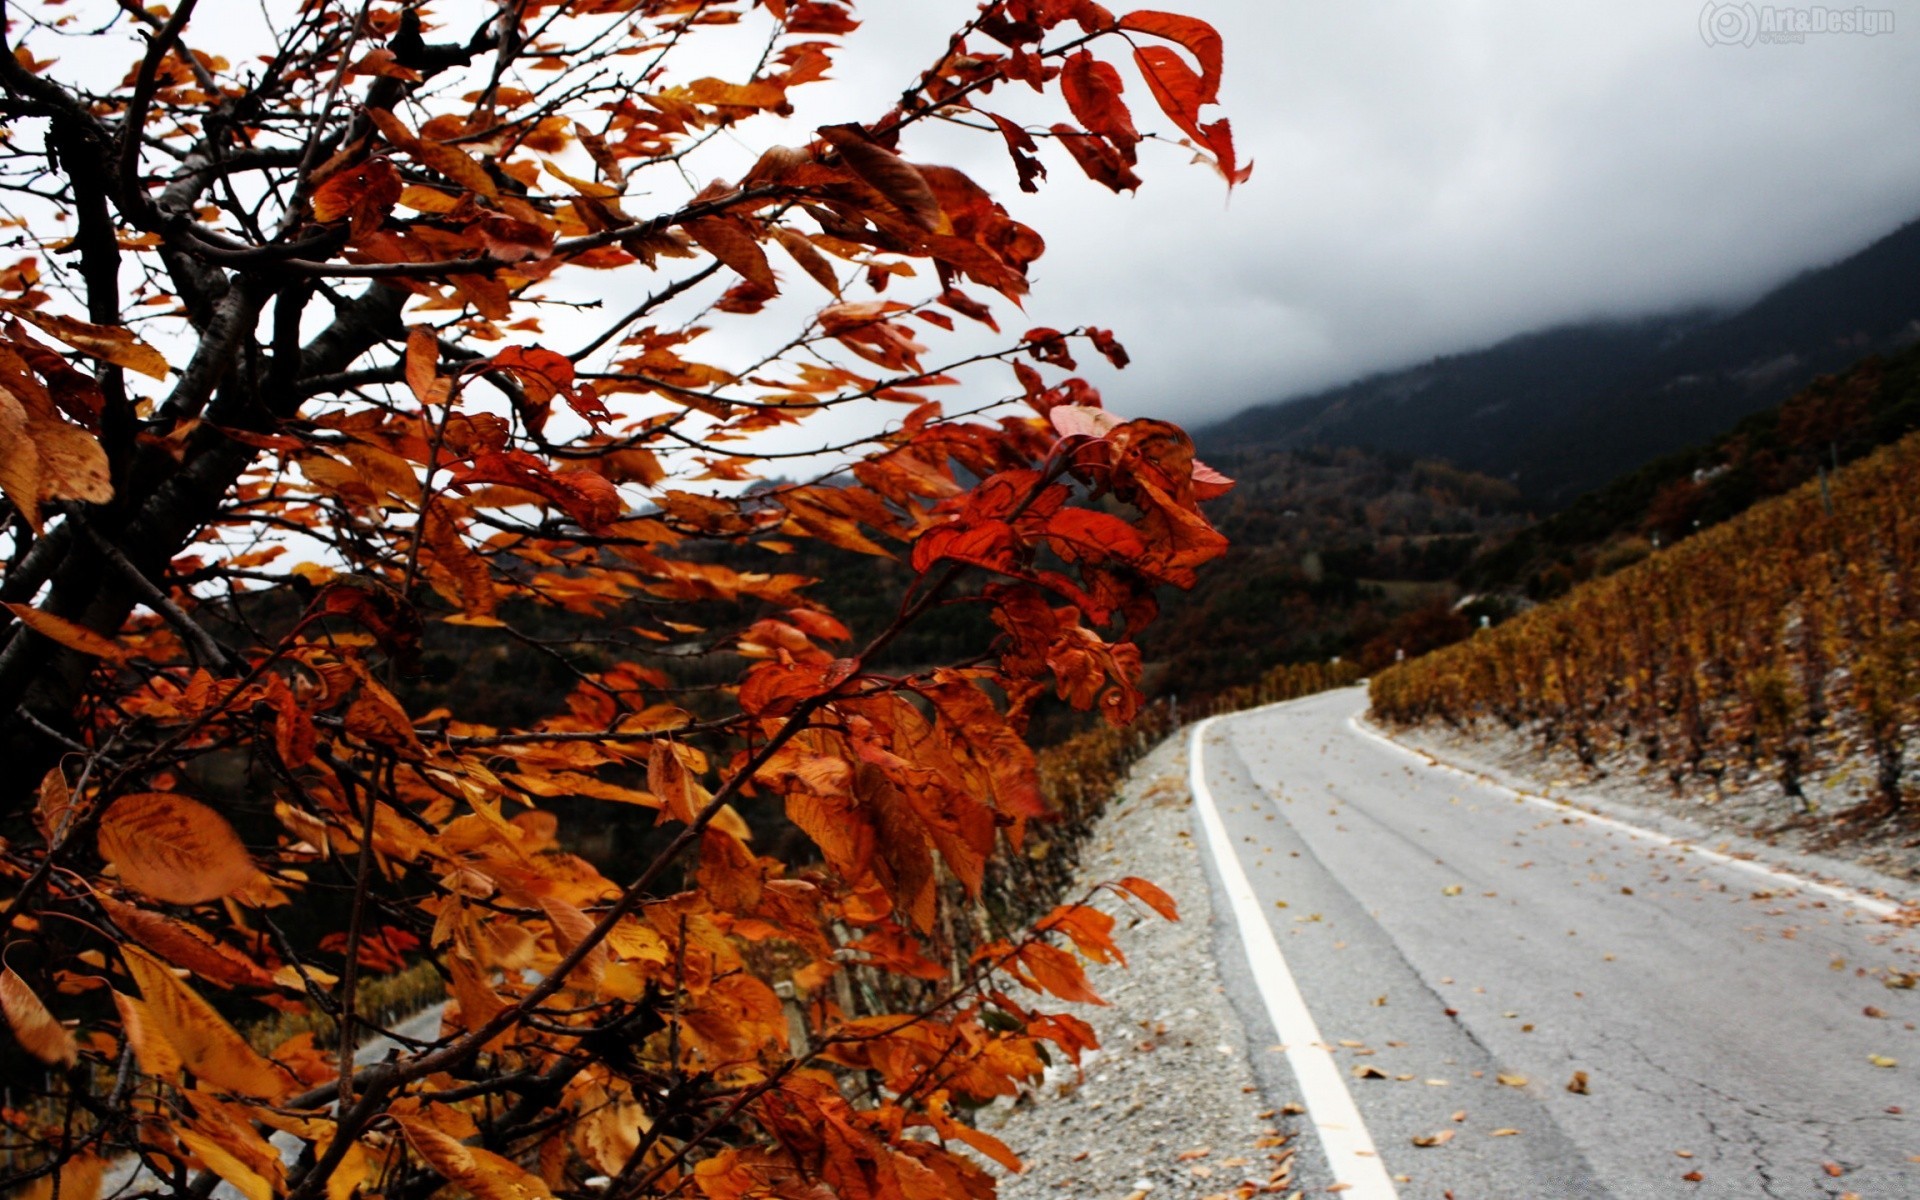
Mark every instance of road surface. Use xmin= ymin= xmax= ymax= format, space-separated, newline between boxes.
xmin=1192 ymin=687 xmax=1920 ymax=1199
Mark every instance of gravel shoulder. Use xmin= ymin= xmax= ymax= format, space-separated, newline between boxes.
xmin=1379 ymin=712 xmax=1920 ymax=894
xmin=984 ymin=733 xmax=1306 ymax=1200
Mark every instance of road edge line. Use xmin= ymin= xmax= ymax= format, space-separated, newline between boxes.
xmin=1188 ymin=716 xmax=1400 ymax=1200
xmin=1344 ymin=713 xmax=1905 ymax=920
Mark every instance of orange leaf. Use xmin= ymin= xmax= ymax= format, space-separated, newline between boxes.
xmin=1117 ymin=875 xmax=1179 ymax=921
xmin=1049 ymin=124 xmax=1142 ymax=193
xmin=97 ymin=791 xmax=257 ymax=905
xmin=396 ymin=1116 xmax=555 ymax=1200
xmin=111 ymin=988 xmax=183 ymax=1078
xmin=0 ymin=967 xmax=77 ymax=1066
xmin=404 ymin=325 xmax=447 ymax=406
xmin=0 ymin=301 xmax=170 ymax=379
xmin=4 ymin=602 xmax=128 ymax=661
xmin=121 ymin=945 xmax=289 ymax=1098
xmin=7 ymin=1154 xmax=102 ymax=1200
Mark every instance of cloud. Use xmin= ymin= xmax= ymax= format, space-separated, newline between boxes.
xmin=839 ymin=0 xmax=1920 ymax=424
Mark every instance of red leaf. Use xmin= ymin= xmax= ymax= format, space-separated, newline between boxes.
xmin=1061 ymin=52 xmax=1138 ymax=154
xmin=1130 ymin=45 xmax=1209 ymax=144
xmin=453 ymin=450 xmax=623 ymax=530
xmin=1119 ymin=10 xmax=1223 ymax=102
xmin=817 ymin=124 xmax=946 ymax=233
xmin=1049 ymin=125 xmax=1142 ymax=193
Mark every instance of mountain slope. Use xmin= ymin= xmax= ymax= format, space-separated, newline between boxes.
xmin=1203 ymin=214 xmax=1920 ymax=501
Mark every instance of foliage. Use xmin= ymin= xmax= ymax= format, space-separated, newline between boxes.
xmin=0 ymin=4 xmax=1246 ymax=1199
xmin=1372 ymin=430 xmax=1920 ymax=816
xmin=1134 ymin=445 xmax=1525 ymax=694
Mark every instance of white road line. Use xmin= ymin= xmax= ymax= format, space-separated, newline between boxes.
xmin=1188 ymin=716 xmax=1400 ymax=1200
xmin=1345 ymin=713 xmax=1907 ymax=920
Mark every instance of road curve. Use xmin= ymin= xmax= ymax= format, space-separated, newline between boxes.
xmin=1192 ymin=687 xmax=1920 ymax=1200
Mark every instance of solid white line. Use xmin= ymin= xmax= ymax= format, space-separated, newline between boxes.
xmin=1188 ymin=717 xmax=1400 ymax=1200
xmin=1345 ymin=714 xmax=1906 ymax=920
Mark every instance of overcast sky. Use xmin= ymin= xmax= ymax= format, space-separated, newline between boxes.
xmin=24 ymin=0 xmax=1920 ymax=444
xmin=772 ymin=0 xmax=1920 ymax=429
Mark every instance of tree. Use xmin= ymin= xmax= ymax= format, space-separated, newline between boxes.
xmin=0 ymin=2 xmax=1238 ymax=1198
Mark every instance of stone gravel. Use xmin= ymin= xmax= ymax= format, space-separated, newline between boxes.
xmin=982 ymin=733 xmax=1305 ymax=1200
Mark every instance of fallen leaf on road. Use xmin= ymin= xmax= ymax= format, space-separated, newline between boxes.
xmin=1412 ymin=1131 xmax=1455 ymax=1147
xmin=1682 ymin=1170 xmax=1704 ymax=1183
xmin=1823 ymin=1162 xmax=1844 ymax=1177
xmin=1177 ymin=1147 xmax=1212 ymax=1162
xmin=1863 ymin=1006 xmax=1885 ymax=1018
xmin=1567 ymin=1070 xmax=1590 ymax=1094
xmin=1442 ymin=885 xmax=1462 ymax=896
xmin=1869 ymin=1055 xmax=1897 ymax=1068
xmin=1675 ymin=1150 xmax=1694 ymax=1159
xmin=1496 ymin=1073 xmax=1528 ymax=1087
xmin=1351 ymin=1064 xmax=1388 ymax=1080
xmin=1490 ymin=1128 xmax=1520 ymax=1137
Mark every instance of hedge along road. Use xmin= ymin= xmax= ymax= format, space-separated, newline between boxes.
xmin=1188 ymin=687 xmax=1919 ymax=1199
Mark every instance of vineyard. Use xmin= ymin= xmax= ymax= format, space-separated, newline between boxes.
xmin=1370 ymin=431 xmax=1920 ymax=817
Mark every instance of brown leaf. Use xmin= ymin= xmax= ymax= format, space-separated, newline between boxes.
xmin=684 ymin=216 xmax=779 ymax=294
xmin=35 ymin=767 xmax=77 ymax=844
xmin=1411 ymin=1130 xmax=1454 ymax=1147
xmin=4 ymin=602 xmax=129 ymax=661
xmin=1566 ymin=1069 xmax=1590 ymax=1094
xmin=95 ymin=893 xmax=277 ymax=991
xmin=97 ymin=792 xmax=257 ymax=905
xmin=0 ymin=968 xmax=77 ymax=1066
xmin=817 ymin=125 xmax=946 ymax=232
xmin=0 ymin=302 xmax=169 ymax=379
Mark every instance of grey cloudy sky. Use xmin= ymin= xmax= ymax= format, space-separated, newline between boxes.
xmin=778 ymin=0 xmax=1920 ymax=428
xmin=23 ymin=0 xmax=1920 ymax=446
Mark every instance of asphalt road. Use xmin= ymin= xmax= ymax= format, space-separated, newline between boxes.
xmin=1193 ymin=687 xmax=1920 ymax=1200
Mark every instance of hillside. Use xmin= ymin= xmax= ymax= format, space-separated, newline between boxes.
xmin=1371 ymin=427 xmax=1920 ymax=835
xmin=1202 ymin=213 xmax=1920 ymax=501
xmin=1133 ymin=446 xmax=1529 ymax=695
xmin=1464 ymin=338 xmax=1920 ymax=597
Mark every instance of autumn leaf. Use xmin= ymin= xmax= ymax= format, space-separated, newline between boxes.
xmin=818 ymin=124 xmax=947 ymax=232
xmin=684 ymin=216 xmax=779 ymax=295
xmin=122 ymin=945 xmax=289 ymax=1098
xmin=0 ymin=968 xmax=77 ymax=1066
xmin=0 ymin=301 xmax=169 ymax=379
xmin=4 ymin=602 xmax=129 ymax=661
xmin=1117 ymin=875 xmax=1179 ymax=921
xmin=311 ymin=157 xmax=404 ymax=235
xmin=396 ymin=1117 xmax=555 ymax=1200
xmin=97 ymin=791 xmax=258 ymax=905
xmin=1118 ymin=10 xmax=1224 ymax=102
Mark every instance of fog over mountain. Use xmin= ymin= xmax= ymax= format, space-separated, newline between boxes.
xmin=775 ymin=0 xmax=1920 ymax=427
